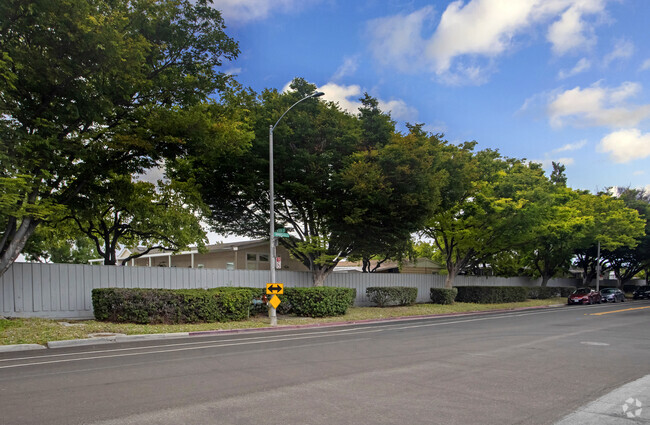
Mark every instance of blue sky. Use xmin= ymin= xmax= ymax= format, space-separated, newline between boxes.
xmin=214 ymin=0 xmax=650 ymax=194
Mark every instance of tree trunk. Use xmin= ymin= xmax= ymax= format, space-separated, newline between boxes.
xmin=616 ymin=277 xmax=623 ymax=289
xmin=444 ymin=273 xmax=456 ymax=289
xmin=445 ymin=265 xmax=458 ymax=289
xmin=444 ymin=262 xmax=459 ymax=289
xmin=312 ymin=266 xmax=333 ymax=286
xmin=0 ymin=217 xmax=39 ymax=278
xmin=362 ymin=258 xmax=370 ymax=273
xmin=540 ymin=275 xmax=550 ymax=287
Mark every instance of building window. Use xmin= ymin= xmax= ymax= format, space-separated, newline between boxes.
xmin=246 ymin=253 xmax=269 ymax=270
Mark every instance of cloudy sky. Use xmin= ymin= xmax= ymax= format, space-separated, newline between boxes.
xmin=214 ymin=0 xmax=650 ymax=193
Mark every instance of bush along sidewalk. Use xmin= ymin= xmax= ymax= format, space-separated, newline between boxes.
xmin=92 ymin=288 xmax=256 ymax=324
xmin=527 ymin=287 xmax=575 ymax=299
xmin=366 ymin=287 xmax=418 ymax=307
xmin=430 ymin=288 xmax=458 ymax=305
xmin=455 ymin=286 xmax=529 ymax=304
xmin=281 ymin=287 xmax=356 ymax=317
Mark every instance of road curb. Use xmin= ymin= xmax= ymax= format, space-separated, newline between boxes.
xmin=555 ymin=374 xmax=650 ymax=424
xmin=0 ymin=344 xmax=47 ymax=353
xmin=3 ymin=302 xmax=566 ymax=352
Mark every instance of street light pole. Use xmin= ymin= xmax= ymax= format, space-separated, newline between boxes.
xmin=596 ymin=240 xmax=601 ymax=292
xmin=268 ymin=91 xmax=324 ymax=326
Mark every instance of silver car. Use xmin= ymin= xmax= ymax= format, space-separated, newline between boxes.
xmin=599 ymin=288 xmax=626 ymax=303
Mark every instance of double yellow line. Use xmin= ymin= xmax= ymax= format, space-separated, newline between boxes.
xmin=590 ymin=306 xmax=650 ymax=316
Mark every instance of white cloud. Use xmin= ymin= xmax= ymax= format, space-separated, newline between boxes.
xmin=557 ymin=58 xmax=591 ymax=79
xmin=223 ymin=67 xmax=242 ymax=76
xmin=367 ymin=6 xmax=434 ymax=73
xmin=302 ymin=82 xmax=418 ymax=122
xmin=215 ymin=0 xmax=320 ymax=24
xmin=553 ymin=140 xmax=587 ymax=152
xmin=332 ymin=56 xmax=360 ymax=81
xmin=318 ymin=82 xmax=365 ymax=115
xmin=367 ymin=0 xmax=608 ymax=84
xmin=547 ymin=81 xmax=650 ymax=128
xmin=641 ymin=59 xmax=650 ymax=71
xmin=634 ymin=170 xmax=646 ymax=176
xmin=534 ymin=157 xmax=576 ymax=168
xmin=598 ymin=129 xmax=650 ymax=163
xmin=426 ymin=0 xmax=535 ymax=74
xmin=546 ymin=0 xmax=605 ymax=55
xmin=378 ymin=99 xmax=419 ymax=122
xmin=603 ymin=39 xmax=635 ymax=67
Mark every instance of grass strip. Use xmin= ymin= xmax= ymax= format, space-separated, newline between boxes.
xmin=0 ymin=298 xmax=565 ymax=346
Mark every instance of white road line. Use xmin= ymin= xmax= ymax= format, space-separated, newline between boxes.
xmin=0 ymin=305 xmax=629 ymax=369
xmin=1 ymin=308 xmax=559 ymax=364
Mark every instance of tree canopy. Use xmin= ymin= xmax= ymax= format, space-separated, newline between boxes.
xmin=0 ymin=0 xmax=244 ymax=276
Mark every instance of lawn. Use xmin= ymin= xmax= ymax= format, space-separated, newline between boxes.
xmin=0 ymin=298 xmax=565 ymax=346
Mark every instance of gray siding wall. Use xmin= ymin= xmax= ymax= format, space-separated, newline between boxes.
xmin=0 ymin=262 xmax=632 ymax=319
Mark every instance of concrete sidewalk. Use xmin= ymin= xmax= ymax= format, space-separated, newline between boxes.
xmin=555 ymin=374 xmax=650 ymax=424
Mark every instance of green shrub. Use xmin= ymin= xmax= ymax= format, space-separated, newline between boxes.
xmin=366 ymin=287 xmax=418 ymax=307
xmin=455 ymin=286 xmax=528 ymax=304
xmin=92 ymin=287 xmax=255 ymax=324
xmin=528 ymin=287 xmax=576 ymax=299
xmin=283 ymin=287 xmax=356 ymax=317
xmin=430 ymin=287 xmax=458 ymax=305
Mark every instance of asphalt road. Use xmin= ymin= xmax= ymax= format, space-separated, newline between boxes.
xmin=1 ymin=301 xmax=650 ymax=425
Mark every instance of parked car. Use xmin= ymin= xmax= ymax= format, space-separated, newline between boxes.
xmin=568 ymin=287 xmax=601 ymax=305
xmin=599 ymin=288 xmax=625 ymax=303
xmin=633 ymin=286 xmax=650 ymax=300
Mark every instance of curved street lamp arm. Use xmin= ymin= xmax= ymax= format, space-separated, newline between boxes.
xmin=271 ymin=91 xmax=325 ymax=131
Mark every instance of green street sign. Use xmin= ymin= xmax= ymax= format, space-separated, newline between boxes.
xmin=274 ymin=228 xmax=290 ymax=238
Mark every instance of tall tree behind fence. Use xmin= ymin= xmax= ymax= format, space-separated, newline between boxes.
xmin=0 ymin=263 xmax=594 ymax=319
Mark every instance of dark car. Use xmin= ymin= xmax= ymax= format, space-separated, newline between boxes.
xmin=568 ymin=287 xmax=601 ymax=305
xmin=599 ymin=288 xmax=625 ymax=303
xmin=633 ymin=286 xmax=650 ymax=300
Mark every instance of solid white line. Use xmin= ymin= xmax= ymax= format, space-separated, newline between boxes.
xmin=0 ymin=329 xmax=389 ymax=370
xmin=0 ymin=323 xmax=402 ymax=364
xmin=1 ymin=303 xmax=627 ymax=369
xmin=0 ymin=307 xmax=573 ymax=369
xmin=0 ymin=308 xmax=557 ymax=364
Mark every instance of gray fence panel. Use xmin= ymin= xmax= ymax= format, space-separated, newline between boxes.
xmin=4 ymin=262 xmax=645 ymax=319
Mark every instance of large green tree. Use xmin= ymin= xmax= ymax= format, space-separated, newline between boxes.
xmin=521 ymin=187 xmax=643 ymax=286
xmin=602 ymin=188 xmax=650 ymax=286
xmin=421 ymin=145 xmax=540 ymax=288
xmin=0 ymin=0 xmax=241 ymax=276
xmin=176 ymin=79 xmax=443 ymax=285
xmin=64 ymin=174 xmax=208 ymax=265
xmin=23 ymin=223 xmax=98 ymax=264
xmin=338 ymin=119 xmax=444 ymax=273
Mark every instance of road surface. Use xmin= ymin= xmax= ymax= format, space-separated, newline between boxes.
xmin=1 ymin=301 xmax=649 ymax=424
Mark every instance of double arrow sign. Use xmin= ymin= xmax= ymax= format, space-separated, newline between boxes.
xmin=266 ymin=283 xmax=284 ymax=309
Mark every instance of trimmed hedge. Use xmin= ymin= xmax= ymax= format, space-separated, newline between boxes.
xmin=430 ymin=288 xmax=458 ymax=305
xmin=281 ymin=287 xmax=356 ymax=317
xmin=92 ymin=287 xmax=255 ymax=324
xmin=366 ymin=287 xmax=418 ymax=307
xmin=528 ymin=287 xmax=576 ymax=299
xmin=455 ymin=286 xmax=529 ymax=304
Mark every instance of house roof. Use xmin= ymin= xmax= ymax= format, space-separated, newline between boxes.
xmin=89 ymin=239 xmax=269 ymax=263
xmin=335 ymin=257 xmax=442 ymax=273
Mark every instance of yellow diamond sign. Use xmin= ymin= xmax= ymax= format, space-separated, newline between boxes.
xmin=269 ymin=294 xmax=281 ymax=309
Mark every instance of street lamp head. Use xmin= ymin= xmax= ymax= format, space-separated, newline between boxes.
xmin=311 ymin=91 xmax=325 ymax=98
